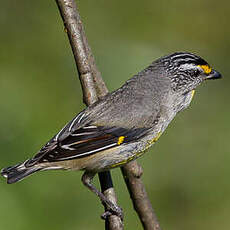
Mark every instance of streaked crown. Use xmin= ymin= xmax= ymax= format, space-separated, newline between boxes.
xmin=155 ymin=52 xmax=221 ymax=92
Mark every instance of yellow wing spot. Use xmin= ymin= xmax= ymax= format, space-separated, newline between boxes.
xmin=117 ymin=136 xmax=125 ymax=145
xmin=110 ymin=132 xmax=162 ymax=168
xmin=198 ymin=65 xmax=212 ymax=74
xmin=191 ymin=90 xmax=195 ymax=99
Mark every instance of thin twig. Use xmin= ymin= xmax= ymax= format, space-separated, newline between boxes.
xmin=121 ymin=162 xmax=162 ymax=230
xmin=55 ymin=0 xmax=122 ymax=229
xmin=99 ymin=171 xmax=123 ymax=230
xmin=55 ymin=0 xmax=161 ymax=229
xmin=55 ymin=0 xmax=98 ymax=104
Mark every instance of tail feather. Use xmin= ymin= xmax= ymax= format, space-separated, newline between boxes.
xmin=1 ymin=162 xmax=41 ymax=184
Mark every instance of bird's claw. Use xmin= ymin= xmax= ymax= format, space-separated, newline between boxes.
xmin=101 ymin=203 xmax=123 ymax=220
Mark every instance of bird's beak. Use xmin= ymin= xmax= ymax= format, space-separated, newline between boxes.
xmin=205 ymin=69 xmax=222 ymax=80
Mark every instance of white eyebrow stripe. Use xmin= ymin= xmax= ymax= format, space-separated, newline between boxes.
xmin=179 ymin=63 xmax=196 ymax=70
xmin=57 ymin=143 xmax=117 ymax=160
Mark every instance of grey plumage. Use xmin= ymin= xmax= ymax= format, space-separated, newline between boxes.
xmin=1 ymin=52 xmax=221 ymax=184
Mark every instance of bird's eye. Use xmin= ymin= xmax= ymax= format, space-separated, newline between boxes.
xmin=194 ymin=69 xmax=200 ymax=76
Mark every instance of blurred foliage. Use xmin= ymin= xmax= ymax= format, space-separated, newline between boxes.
xmin=0 ymin=0 xmax=229 ymax=229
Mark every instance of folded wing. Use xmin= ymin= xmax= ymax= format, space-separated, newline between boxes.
xmin=25 ymin=122 xmax=149 ymax=166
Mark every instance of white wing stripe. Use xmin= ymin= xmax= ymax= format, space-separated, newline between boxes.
xmin=68 ymin=112 xmax=85 ymax=132
xmin=82 ymin=126 xmax=97 ymax=129
xmin=58 ymin=143 xmax=117 ymax=161
xmin=54 ymin=123 xmax=68 ymax=141
xmin=77 ymin=112 xmax=85 ymax=123
xmin=71 ymin=132 xmax=96 ymax=136
xmin=61 ymin=145 xmax=75 ymax=150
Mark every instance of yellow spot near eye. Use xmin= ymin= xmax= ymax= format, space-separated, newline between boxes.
xmin=198 ymin=65 xmax=212 ymax=74
xmin=191 ymin=90 xmax=195 ymax=99
xmin=117 ymin=136 xmax=125 ymax=145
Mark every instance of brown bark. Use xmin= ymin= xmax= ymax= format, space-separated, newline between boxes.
xmin=121 ymin=162 xmax=162 ymax=230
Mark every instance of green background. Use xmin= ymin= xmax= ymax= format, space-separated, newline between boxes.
xmin=0 ymin=0 xmax=229 ymax=229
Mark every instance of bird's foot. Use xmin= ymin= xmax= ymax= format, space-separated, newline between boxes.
xmin=101 ymin=201 xmax=123 ymax=220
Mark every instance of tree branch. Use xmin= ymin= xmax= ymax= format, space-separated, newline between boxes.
xmin=55 ymin=0 xmax=122 ymax=229
xmin=121 ymin=162 xmax=162 ymax=230
xmin=55 ymin=0 xmax=161 ymax=229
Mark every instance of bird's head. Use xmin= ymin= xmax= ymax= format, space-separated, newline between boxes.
xmin=158 ymin=52 xmax=222 ymax=94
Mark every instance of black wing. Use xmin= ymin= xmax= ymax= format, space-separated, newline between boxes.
xmin=25 ymin=121 xmax=149 ymax=166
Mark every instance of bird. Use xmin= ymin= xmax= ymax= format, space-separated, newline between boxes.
xmin=1 ymin=52 xmax=221 ymax=217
